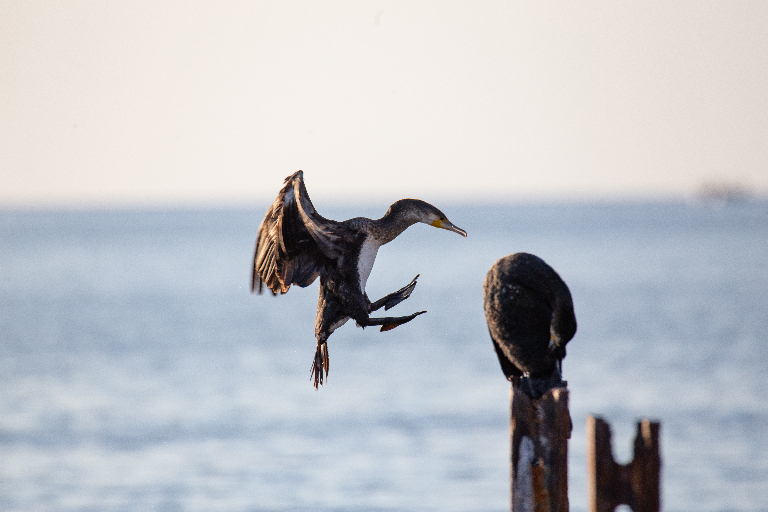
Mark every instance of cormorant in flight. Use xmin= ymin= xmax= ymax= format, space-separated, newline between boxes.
xmin=252 ymin=171 xmax=467 ymax=387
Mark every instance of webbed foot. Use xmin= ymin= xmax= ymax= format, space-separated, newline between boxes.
xmin=370 ymin=274 xmax=420 ymax=312
xmin=518 ymin=364 xmax=565 ymax=399
xmin=363 ymin=310 xmax=427 ymax=332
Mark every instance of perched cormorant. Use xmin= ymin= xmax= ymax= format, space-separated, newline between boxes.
xmin=483 ymin=253 xmax=576 ymax=398
xmin=252 ymin=171 xmax=467 ymax=388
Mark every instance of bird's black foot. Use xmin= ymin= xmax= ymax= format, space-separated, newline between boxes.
xmin=363 ymin=310 xmax=427 ymax=332
xmin=369 ymin=275 xmax=420 ymax=312
xmin=310 ymin=341 xmax=329 ymax=389
xmin=518 ymin=364 xmax=565 ymax=399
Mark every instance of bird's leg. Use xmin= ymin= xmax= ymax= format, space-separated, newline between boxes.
xmin=519 ymin=363 xmax=566 ymax=399
xmin=360 ymin=310 xmax=427 ymax=332
xmin=310 ymin=341 xmax=329 ymax=389
xmin=369 ymin=275 xmax=420 ymax=312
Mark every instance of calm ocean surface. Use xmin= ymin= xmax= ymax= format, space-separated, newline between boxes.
xmin=1 ymin=201 xmax=767 ymax=512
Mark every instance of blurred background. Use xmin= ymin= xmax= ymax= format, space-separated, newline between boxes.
xmin=1 ymin=2 xmax=767 ymax=511
xmin=2 ymin=1 xmax=767 ymax=206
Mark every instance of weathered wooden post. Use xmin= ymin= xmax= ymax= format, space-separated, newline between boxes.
xmin=587 ymin=416 xmax=661 ymax=512
xmin=510 ymin=383 xmax=571 ymax=512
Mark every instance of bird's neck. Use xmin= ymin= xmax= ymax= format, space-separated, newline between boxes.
xmin=373 ymin=209 xmax=419 ymax=244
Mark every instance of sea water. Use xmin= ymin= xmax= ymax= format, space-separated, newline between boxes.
xmin=1 ymin=201 xmax=767 ymax=512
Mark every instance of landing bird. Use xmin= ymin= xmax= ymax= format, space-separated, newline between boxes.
xmin=483 ymin=253 xmax=576 ymax=398
xmin=252 ymin=171 xmax=467 ymax=388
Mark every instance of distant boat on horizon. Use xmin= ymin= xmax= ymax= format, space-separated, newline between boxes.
xmin=696 ymin=181 xmax=753 ymax=205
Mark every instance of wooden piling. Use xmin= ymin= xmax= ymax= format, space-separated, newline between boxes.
xmin=510 ymin=385 xmax=571 ymax=512
xmin=586 ymin=416 xmax=661 ymax=512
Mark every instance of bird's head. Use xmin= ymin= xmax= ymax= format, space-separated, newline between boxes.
xmin=389 ymin=199 xmax=467 ymax=237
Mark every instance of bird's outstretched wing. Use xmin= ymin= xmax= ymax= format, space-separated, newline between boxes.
xmin=252 ymin=171 xmax=342 ymax=294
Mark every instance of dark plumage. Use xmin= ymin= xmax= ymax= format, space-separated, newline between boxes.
xmin=483 ymin=253 xmax=576 ymax=397
xmin=252 ymin=171 xmax=467 ymax=388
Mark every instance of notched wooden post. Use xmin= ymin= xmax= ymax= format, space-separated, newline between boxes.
xmin=587 ymin=416 xmax=661 ymax=512
xmin=510 ymin=383 xmax=571 ymax=512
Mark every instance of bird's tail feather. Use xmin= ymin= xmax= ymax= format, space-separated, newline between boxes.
xmin=310 ymin=341 xmax=329 ymax=389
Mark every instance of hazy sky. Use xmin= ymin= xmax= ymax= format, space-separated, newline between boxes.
xmin=2 ymin=1 xmax=767 ymax=207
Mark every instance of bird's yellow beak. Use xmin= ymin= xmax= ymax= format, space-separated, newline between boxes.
xmin=431 ymin=218 xmax=467 ymax=237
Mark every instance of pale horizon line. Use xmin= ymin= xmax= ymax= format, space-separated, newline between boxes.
xmin=2 ymin=189 xmax=764 ymax=212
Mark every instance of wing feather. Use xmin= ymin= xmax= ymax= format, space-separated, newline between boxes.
xmin=252 ymin=171 xmax=339 ymax=294
xmin=292 ymin=176 xmax=346 ymax=260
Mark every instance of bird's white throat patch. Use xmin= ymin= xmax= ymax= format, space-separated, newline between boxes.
xmin=357 ymin=238 xmax=380 ymax=292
